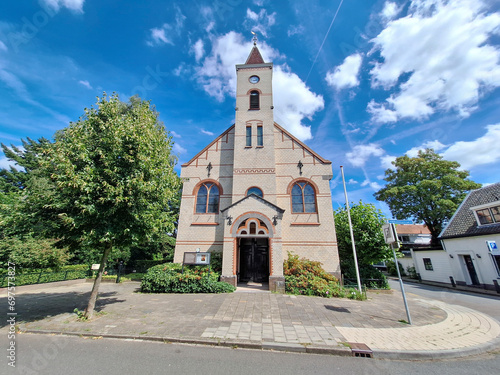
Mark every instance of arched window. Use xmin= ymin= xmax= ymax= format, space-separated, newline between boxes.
xmin=246 ymin=187 xmax=263 ymax=198
xmin=291 ymin=182 xmax=317 ymax=213
xmin=196 ymin=182 xmax=220 ymax=213
xmin=250 ymin=91 xmax=259 ymax=109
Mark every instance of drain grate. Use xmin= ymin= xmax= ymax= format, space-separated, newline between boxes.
xmin=348 ymin=342 xmax=373 ymax=358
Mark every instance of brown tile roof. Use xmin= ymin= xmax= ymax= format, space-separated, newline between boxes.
xmin=395 ymin=224 xmax=431 ymax=235
xmin=439 ymin=182 xmax=500 ymax=239
xmin=245 ymin=46 xmax=265 ymax=64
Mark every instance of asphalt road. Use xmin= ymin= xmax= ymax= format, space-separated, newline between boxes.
xmin=388 ymin=279 xmax=500 ymax=322
xmin=8 ymin=333 xmax=500 ymax=375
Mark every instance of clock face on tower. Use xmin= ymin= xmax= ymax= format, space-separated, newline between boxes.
xmin=249 ymin=75 xmax=260 ymax=84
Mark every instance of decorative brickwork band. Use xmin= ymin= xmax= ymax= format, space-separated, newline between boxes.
xmin=234 ymin=168 xmax=275 ymax=174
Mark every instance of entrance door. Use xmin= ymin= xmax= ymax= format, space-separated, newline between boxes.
xmin=463 ymin=255 xmax=480 ymax=285
xmin=239 ymin=238 xmax=269 ymax=282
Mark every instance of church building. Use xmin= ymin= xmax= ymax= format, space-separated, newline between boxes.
xmin=174 ymin=41 xmax=340 ymax=292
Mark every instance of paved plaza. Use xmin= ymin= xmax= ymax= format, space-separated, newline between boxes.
xmin=2 ymin=280 xmax=499 ymax=359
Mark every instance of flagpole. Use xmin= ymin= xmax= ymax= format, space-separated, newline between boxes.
xmin=340 ymin=166 xmax=362 ymax=293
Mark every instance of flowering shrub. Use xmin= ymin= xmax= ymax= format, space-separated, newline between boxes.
xmin=140 ymin=263 xmax=235 ymax=294
xmin=284 ymin=253 xmax=365 ymax=300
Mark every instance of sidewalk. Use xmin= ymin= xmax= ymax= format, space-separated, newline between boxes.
xmin=2 ymin=280 xmax=500 ymax=360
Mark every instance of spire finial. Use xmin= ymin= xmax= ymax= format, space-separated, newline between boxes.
xmin=251 ymin=31 xmax=257 ymax=45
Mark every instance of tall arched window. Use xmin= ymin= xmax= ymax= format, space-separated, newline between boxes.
xmin=196 ymin=182 xmax=220 ymax=213
xmin=291 ymin=182 xmax=317 ymax=213
xmin=250 ymin=91 xmax=259 ymax=109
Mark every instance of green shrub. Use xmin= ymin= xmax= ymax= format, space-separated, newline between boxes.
xmin=283 ymin=253 xmax=365 ymax=300
xmin=0 ymin=236 xmax=70 ymax=270
xmin=341 ymin=260 xmax=389 ymax=289
xmin=140 ymin=263 xmax=235 ymax=294
xmin=386 ymin=260 xmax=406 ymax=277
xmin=406 ymin=266 xmax=417 ymax=279
xmin=0 ymin=264 xmax=89 ymax=287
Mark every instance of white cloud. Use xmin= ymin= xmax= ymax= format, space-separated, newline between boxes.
xmin=367 ymin=100 xmax=397 ymax=124
xmin=441 ymin=124 xmax=500 ymax=169
xmin=147 ymin=26 xmax=174 ymax=46
xmin=287 ymin=25 xmax=305 ymax=37
xmin=191 ymin=39 xmax=205 ymax=62
xmin=406 ymin=140 xmax=447 ymax=157
xmin=147 ymin=6 xmax=185 ymax=47
xmin=325 ymin=53 xmax=362 ymax=90
xmin=170 ymin=131 xmax=181 ymax=138
xmin=380 ymin=1 xmax=402 ymax=21
xmin=195 ymin=32 xmax=323 ymax=141
xmin=0 ymin=40 xmax=8 ymax=52
xmin=369 ymin=0 xmax=500 ymax=123
xmin=40 ymin=0 xmax=85 ymax=13
xmin=173 ymin=143 xmax=187 ymax=155
xmin=361 ymin=179 xmax=383 ymax=190
xmin=172 ymin=63 xmax=189 ymax=77
xmin=244 ymin=8 xmax=276 ymax=37
xmin=273 ymin=65 xmax=324 ymax=141
xmin=348 ymin=178 xmax=358 ymax=184
xmin=78 ymin=80 xmax=92 ymax=89
xmin=380 ymin=155 xmax=396 ymax=170
xmin=346 ymin=143 xmax=385 ymax=167
xmin=201 ymin=129 xmax=215 ymax=136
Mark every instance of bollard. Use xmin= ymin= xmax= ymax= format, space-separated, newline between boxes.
xmin=493 ymin=280 xmax=500 ymax=294
xmin=116 ymin=261 xmax=124 ymax=283
xmin=450 ymin=276 xmax=456 ymax=287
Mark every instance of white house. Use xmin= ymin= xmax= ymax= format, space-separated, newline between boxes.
xmin=439 ymin=183 xmax=500 ymax=291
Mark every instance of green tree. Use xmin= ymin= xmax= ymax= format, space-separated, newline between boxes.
xmin=374 ymin=149 xmax=481 ymax=246
xmin=334 ymin=201 xmax=392 ymax=273
xmin=0 ymin=137 xmax=52 ymax=192
xmin=40 ymin=93 xmax=182 ymax=318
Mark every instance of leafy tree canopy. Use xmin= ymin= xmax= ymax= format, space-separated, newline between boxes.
xmin=334 ymin=201 xmax=392 ymax=268
xmin=0 ymin=137 xmax=52 ymax=192
xmin=374 ymin=149 xmax=481 ymax=246
xmin=40 ymin=93 xmax=182 ymax=317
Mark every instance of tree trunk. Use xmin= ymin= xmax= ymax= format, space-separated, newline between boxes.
xmin=84 ymin=243 xmax=113 ymax=319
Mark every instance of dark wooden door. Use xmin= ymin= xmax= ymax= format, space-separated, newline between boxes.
xmin=239 ymin=238 xmax=269 ymax=282
xmin=463 ymin=255 xmax=480 ymax=285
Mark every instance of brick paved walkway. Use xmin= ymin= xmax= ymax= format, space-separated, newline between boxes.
xmin=2 ymin=280 xmax=499 ymax=359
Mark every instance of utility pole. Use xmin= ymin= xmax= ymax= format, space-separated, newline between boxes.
xmin=340 ymin=166 xmax=362 ymax=293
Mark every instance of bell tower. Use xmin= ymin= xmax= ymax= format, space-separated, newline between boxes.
xmin=232 ymin=38 xmax=277 ymax=204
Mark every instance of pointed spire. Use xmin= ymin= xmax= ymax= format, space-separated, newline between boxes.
xmin=245 ymin=32 xmax=265 ymax=64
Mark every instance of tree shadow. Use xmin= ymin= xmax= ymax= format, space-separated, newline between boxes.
xmin=0 ymin=290 xmax=126 ymax=328
xmin=324 ymin=305 xmax=350 ymax=313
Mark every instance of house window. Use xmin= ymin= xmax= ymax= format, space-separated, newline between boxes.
xmin=291 ymin=182 xmax=317 ymax=213
xmin=246 ymin=187 xmax=263 ymax=198
xmin=423 ymin=258 xmax=433 ymax=271
xmin=491 ymin=254 xmax=500 ymax=276
xmin=398 ymin=235 xmax=410 ymax=243
xmin=195 ymin=182 xmax=219 ymax=213
xmin=476 ymin=205 xmax=500 ymax=225
xmin=250 ymin=91 xmax=259 ymax=109
xmin=257 ymin=126 xmax=263 ymax=146
xmin=246 ymin=126 xmax=252 ymax=147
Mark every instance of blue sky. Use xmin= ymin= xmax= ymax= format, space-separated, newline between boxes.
xmin=1 ymin=0 xmax=500 ymax=218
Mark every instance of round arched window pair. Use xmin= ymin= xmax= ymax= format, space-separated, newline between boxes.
xmin=195 ymin=182 xmax=220 ymax=213
xmin=291 ymin=182 xmax=317 ymax=213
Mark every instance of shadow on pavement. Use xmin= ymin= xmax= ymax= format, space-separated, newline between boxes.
xmin=0 ymin=290 xmax=126 ymax=328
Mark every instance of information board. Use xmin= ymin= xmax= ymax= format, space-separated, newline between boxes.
xmin=183 ymin=252 xmax=211 ymax=265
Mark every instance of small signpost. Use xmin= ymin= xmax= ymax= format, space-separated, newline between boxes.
xmin=382 ymin=223 xmax=412 ymax=325
xmin=182 ymin=252 xmax=211 ymax=274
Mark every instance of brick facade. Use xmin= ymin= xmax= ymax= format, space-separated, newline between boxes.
xmin=174 ymin=44 xmax=340 ymax=291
